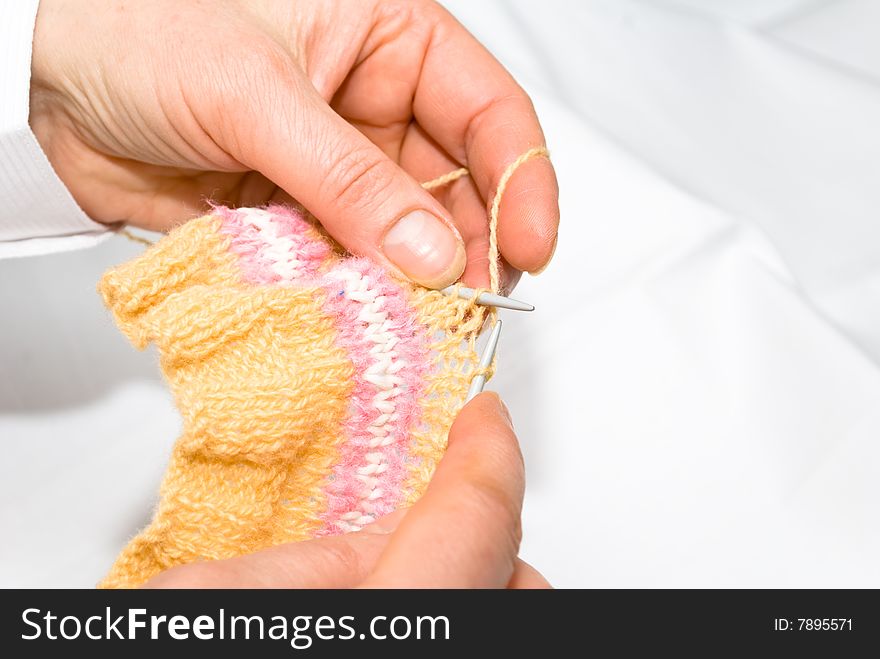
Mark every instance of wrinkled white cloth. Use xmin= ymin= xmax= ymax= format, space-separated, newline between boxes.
xmin=1 ymin=0 xmax=879 ymax=586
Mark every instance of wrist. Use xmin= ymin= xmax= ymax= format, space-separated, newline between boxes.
xmin=29 ymin=0 xmax=67 ymax=155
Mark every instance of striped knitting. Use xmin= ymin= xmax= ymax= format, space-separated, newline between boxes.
xmin=97 ymin=204 xmax=490 ymax=588
xmin=98 ymin=147 xmax=548 ymax=588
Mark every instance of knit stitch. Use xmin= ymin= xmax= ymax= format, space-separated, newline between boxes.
xmin=98 ymin=147 xmax=548 ymax=588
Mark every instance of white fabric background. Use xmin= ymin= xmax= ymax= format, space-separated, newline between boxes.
xmin=2 ymin=0 xmax=879 ymax=587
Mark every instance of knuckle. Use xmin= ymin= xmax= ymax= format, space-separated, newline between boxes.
xmin=464 ymin=92 xmax=530 ymax=149
xmin=320 ymin=538 xmax=364 ymax=578
xmin=510 ymin=515 xmax=524 ymax=551
xmin=460 ymin=477 xmax=523 ymax=548
xmin=322 ymin=147 xmax=395 ymax=212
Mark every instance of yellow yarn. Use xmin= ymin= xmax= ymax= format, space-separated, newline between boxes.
xmin=98 ymin=148 xmax=548 ymax=588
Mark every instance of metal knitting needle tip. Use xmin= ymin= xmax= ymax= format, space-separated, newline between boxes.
xmin=466 ymin=319 xmax=503 ymax=402
xmin=442 ymin=285 xmax=534 ymax=312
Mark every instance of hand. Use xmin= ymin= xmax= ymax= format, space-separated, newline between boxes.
xmin=30 ymin=0 xmax=559 ymax=290
xmin=143 ymin=393 xmax=549 ymax=588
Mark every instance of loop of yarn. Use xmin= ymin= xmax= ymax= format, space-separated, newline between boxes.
xmin=420 ymin=146 xmax=550 ymax=293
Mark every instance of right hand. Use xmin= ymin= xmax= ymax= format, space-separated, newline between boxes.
xmin=145 ymin=393 xmax=549 ymax=588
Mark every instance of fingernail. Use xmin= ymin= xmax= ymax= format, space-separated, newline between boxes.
xmin=498 ymin=397 xmax=514 ymax=428
xmin=383 ymin=210 xmax=466 ymax=288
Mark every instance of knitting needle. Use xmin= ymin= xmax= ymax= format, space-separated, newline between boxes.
xmin=466 ymin=319 xmax=503 ymax=402
xmin=442 ymin=286 xmax=534 ymax=312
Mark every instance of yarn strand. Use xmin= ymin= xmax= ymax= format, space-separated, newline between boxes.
xmin=421 ymin=146 xmax=550 ymax=293
xmin=119 ymin=228 xmax=155 ymax=247
xmin=420 ymin=167 xmax=470 ymax=191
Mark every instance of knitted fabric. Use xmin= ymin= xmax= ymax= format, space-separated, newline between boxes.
xmin=98 ymin=147 xmax=548 ymax=588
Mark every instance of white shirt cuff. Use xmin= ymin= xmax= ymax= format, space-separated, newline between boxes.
xmin=0 ymin=0 xmax=110 ymax=259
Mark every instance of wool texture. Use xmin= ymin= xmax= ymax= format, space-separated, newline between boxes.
xmin=97 ymin=147 xmax=548 ymax=588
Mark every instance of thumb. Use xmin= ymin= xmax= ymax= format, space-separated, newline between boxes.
xmin=231 ymin=79 xmax=466 ymax=289
xmin=362 ymin=392 xmax=525 ymax=588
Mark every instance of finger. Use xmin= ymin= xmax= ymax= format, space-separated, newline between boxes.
xmin=396 ymin=123 xmax=494 ymax=288
xmin=143 ymin=510 xmax=407 ymax=589
xmin=412 ymin=7 xmax=560 ymax=275
xmin=214 ymin=45 xmax=466 ymax=289
xmin=435 ymin=174 xmax=495 ymax=289
xmin=397 ymin=125 xmax=525 ymax=291
xmin=508 ymin=559 xmax=552 ymax=589
xmin=362 ymin=392 xmax=525 ymax=588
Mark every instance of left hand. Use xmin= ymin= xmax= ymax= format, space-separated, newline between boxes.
xmin=30 ymin=0 xmax=560 ymax=290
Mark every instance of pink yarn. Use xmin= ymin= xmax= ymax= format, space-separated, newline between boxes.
xmin=317 ymin=260 xmax=428 ymax=534
xmin=216 ymin=205 xmax=429 ymax=535
xmin=217 ymin=205 xmax=330 ymax=284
